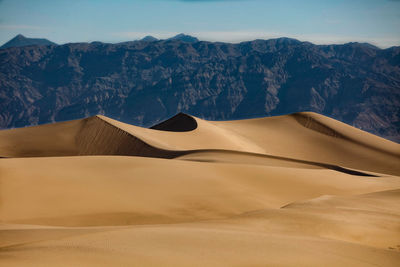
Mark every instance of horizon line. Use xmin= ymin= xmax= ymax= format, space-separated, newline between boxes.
xmin=2 ymin=32 xmax=399 ymax=49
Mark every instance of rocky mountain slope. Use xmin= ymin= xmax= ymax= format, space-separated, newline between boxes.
xmin=0 ymin=35 xmax=399 ymax=141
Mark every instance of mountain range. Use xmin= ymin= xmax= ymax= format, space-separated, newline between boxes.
xmin=0 ymin=34 xmax=399 ymax=142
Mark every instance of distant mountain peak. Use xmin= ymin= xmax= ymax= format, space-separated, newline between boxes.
xmin=273 ymin=37 xmax=302 ymax=44
xmin=0 ymin=34 xmax=57 ymax=49
xmin=168 ymin=33 xmax=199 ymax=43
xmin=141 ymin=35 xmax=158 ymax=42
xmin=9 ymin=34 xmax=28 ymax=42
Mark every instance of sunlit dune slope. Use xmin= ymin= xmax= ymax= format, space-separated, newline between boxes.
xmin=2 ymin=187 xmax=400 ymax=267
xmin=1 ymin=155 xmax=399 ymax=227
xmin=1 ymin=157 xmax=399 ymax=266
xmin=0 ymin=116 xmax=181 ymax=158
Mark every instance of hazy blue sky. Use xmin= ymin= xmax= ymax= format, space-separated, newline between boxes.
xmin=0 ymin=0 xmax=399 ymax=47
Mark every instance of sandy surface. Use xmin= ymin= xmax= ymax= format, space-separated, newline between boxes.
xmin=0 ymin=112 xmax=399 ymax=266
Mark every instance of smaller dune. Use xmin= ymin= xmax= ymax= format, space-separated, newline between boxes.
xmin=176 ymin=149 xmax=379 ymax=177
xmin=291 ymin=112 xmax=399 ymax=158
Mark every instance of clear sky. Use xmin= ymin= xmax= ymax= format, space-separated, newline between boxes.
xmin=0 ymin=0 xmax=399 ymax=48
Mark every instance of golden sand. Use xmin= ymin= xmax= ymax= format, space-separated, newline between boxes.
xmin=1 ymin=112 xmax=399 ymax=266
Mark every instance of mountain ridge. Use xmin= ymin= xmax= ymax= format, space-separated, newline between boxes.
xmin=167 ymin=33 xmax=199 ymax=43
xmin=2 ymin=34 xmax=399 ymax=50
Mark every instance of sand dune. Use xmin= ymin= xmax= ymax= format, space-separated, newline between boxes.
xmin=1 ymin=112 xmax=398 ymax=173
xmin=0 ymin=112 xmax=399 ymax=266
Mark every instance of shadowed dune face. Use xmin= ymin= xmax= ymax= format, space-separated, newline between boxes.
xmin=292 ymin=113 xmax=345 ymax=139
xmin=150 ymin=112 xmax=198 ymax=132
xmin=76 ymin=116 xmax=181 ymax=158
xmin=1 ymin=112 xmax=400 ymax=266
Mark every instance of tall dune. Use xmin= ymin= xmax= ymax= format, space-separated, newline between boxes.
xmin=0 ymin=112 xmax=398 ymax=174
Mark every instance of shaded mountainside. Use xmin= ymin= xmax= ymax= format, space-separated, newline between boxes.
xmin=0 ymin=37 xmax=399 ymax=141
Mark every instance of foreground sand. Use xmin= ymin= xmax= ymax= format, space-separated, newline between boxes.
xmin=0 ymin=112 xmax=399 ymax=266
